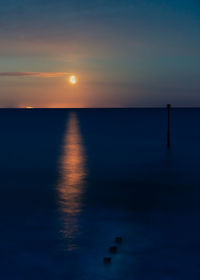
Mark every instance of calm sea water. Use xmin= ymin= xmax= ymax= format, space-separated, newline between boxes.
xmin=0 ymin=108 xmax=199 ymax=279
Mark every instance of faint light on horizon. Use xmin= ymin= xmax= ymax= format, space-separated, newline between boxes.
xmin=26 ymin=106 xmax=33 ymax=109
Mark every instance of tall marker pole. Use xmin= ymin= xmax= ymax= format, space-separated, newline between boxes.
xmin=167 ymin=104 xmax=171 ymax=148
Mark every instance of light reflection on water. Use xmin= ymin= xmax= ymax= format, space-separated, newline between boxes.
xmin=57 ymin=112 xmax=87 ymax=251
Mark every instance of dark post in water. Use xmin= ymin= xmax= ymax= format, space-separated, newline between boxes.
xmin=167 ymin=104 xmax=171 ymax=148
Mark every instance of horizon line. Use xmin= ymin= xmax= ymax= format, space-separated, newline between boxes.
xmin=0 ymin=106 xmax=200 ymax=109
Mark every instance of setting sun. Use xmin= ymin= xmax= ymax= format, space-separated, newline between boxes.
xmin=69 ymin=75 xmax=77 ymax=85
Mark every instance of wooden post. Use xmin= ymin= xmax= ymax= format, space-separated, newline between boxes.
xmin=167 ymin=104 xmax=171 ymax=148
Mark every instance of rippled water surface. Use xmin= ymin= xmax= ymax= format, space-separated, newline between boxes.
xmin=0 ymin=108 xmax=200 ymax=279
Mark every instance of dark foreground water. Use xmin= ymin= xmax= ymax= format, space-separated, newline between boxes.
xmin=0 ymin=108 xmax=200 ymax=280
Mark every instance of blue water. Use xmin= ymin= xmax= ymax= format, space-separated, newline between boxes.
xmin=0 ymin=108 xmax=199 ymax=279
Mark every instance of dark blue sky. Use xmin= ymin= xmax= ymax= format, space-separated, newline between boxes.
xmin=0 ymin=0 xmax=200 ymax=107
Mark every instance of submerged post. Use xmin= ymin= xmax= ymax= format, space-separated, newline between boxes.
xmin=167 ymin=104 xmax=171 ymax=148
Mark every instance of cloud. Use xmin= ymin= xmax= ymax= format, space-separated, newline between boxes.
xmin=0 ymin=72 xmax=72 ymax=78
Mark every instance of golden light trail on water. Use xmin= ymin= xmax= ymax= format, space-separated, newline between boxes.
xmin=57 ymin=113 xmax=87 ymax=251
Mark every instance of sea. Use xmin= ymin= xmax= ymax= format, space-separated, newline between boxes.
xmin=0 ymin=108 xmax=199 ymax=280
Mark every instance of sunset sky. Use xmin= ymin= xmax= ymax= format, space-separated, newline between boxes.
xmin=0 ymin=0 xmax=200 ymax=107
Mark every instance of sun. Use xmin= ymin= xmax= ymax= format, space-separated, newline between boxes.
xmin=69 ymin=75 xmax=77 ymax=85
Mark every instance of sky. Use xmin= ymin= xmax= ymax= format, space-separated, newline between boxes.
xmin=0 ymin=0 xmax=200 ymax=107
